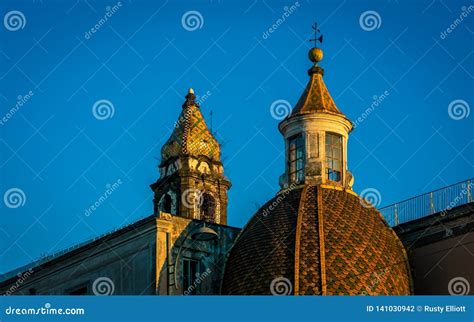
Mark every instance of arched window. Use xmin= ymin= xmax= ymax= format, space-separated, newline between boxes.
xmin=325 ymin=133 xmax=342 ymax=182
xmin=162 ymin=194 xmax=172 ymax=213
xmin=200 ymin=193 xmax=216 ymax=222
xmin=288 ymin=134 xmax=305 ymax=184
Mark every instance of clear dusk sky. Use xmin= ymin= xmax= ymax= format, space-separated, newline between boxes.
xmin=1 ymin=0 xmax=473 ymax=273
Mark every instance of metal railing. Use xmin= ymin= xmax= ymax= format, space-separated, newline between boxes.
xmin=379 ymin=178 xmax=473 ymax=227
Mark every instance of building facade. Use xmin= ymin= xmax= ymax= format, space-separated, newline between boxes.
xmin=1 ymin=44 xmax=472 ymax=296
xmin=0 ymin=89 xmax=240 ymax=296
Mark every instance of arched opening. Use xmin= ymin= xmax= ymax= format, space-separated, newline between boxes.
xmin=200 ymin=193 xmax=216 ymax=222
xmin=162 ymin=194 xmax=172 ymax=214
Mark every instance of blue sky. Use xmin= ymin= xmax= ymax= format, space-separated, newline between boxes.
xmin=0 ymin=0 xmax=472 ymax=273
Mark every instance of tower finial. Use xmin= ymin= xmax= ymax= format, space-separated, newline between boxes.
xmin=309 ymin=22 xmax=323 ymax=49
xmin=182 ymin=87 xmax=198 ymax=108
xmin=308 ymin=22 xmax=324 ymax=64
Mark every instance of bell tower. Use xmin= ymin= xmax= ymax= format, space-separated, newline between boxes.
xmin=278 ymin=24 xmax=354 ymax=190
xmin=150 ymin=88 xmax=231 ymax=225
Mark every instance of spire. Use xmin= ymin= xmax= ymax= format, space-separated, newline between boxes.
xmin=182 ymin=87 xmax=198 ymax=109
xmin=162 ymin=88 xmax=221 ymax=164
xmin=151 ymin=87 xmax=231 ymax=225
xmin=285 ymin=24 xmax=350 ymax=121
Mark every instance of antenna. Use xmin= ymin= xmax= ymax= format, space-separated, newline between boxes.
xmin=210 ymin=110 xmax=213 ymax=135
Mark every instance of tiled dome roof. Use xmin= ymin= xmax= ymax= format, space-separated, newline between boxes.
xmin=161 ymin=89 xmax=221 ymax=163
xmin=221 ymin=185 xmax=412 ymax=295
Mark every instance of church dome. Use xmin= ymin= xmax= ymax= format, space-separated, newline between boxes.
xmin=221 ymin=185 xmax=412 ymax=295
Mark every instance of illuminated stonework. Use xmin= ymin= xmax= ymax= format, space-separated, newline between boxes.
xmin=150 ymin=89 xmax=231 ymax=225
xmin=278 ymin=49 xmax=354 ymax=189
xmin=221 ymin=45 xmax=412 ymax=296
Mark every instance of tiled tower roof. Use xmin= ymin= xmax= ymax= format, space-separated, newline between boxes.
xmin=287 ymin=48 xmax=349 ymax=121
xmin=221 ymin=185 xmax=412 ymax=295
xmin=290 ymin=67 xmax=346 ymax=118
xmin=161 ymin=89 xmax=221 ymax=164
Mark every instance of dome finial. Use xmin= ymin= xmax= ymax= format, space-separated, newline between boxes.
xmin=308 ymin=22 xmax=324 ymax=64
xmin=188 ymin=88 xmax=194 ymax=95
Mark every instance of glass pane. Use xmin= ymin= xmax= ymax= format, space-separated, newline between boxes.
xmin=288 ymin=135 xmax=305 ymax=184
xmin=296 ymin=149 xmax=303 ymax=159
xmin=325 ymin=133 xmax=342 ymax=182
xmin=296 ymin=160 xmax=303 ymax=171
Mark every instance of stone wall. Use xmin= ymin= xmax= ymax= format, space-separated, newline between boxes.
xmin=395 ymin=202 xmax=474 ymax=295
xmin=155 ymin=212 xmax=240 ymax=295
xmin=0 ymin=216 xmax=157 ymax=295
